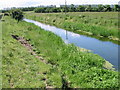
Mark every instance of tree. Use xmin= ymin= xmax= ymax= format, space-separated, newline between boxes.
xmin=85 ymin=5 xmax=92 ymax=12
xmin=76 ymin=5 xmax=85 ymax=12
xmin=98 ymin=5 xmax=104 ymax=12
xmin=103 ymin=5 xmax=112 ymax=12
xmin=45 ymin=8 xmax=52 ymax=13
xmin=69 ymin=4 xmax=76 ymax=12
xmin=114 ymin=5 xmax=119 ymax=11
xmin=11 ymin=9 xmax=24 ymax=23
xmin=21 ymin=7 xmax=35 ymax=11
xmin=34 ymin=8 xmax=46 ymax=13
xmin=91 ymin=7 xmax=98 ymax=12
xmin=61 ymin=6 xmax=69 ymax=12
xmin=50 ymin=8 xmax=59 ymax=13
xmin=4 ymin=12 xmax=10 ymax=16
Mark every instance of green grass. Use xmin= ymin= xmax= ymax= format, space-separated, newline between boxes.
xmin=2 ymin=16 xmax=118 ymax=88
xmin=2 ymin=17 xmax=61 ymax=88
xmin=0 ymin=20 xmax=2 ymax=89
xmin=25 ymin=12 xmax=119 ymax=41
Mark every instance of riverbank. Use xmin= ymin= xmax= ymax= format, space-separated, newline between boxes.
xmin=2 ymin=16 xmax=118 ymax=88
xmin=25 ymin=12 xmax=119 ymax=43
xmin=24 ymin=18 xmax=118 ymax=69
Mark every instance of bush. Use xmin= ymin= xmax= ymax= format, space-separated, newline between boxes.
xmin=4 ymin=12 xmax=9 ymax=16
xmin=11 ymin=9 xmax=24 ymax=22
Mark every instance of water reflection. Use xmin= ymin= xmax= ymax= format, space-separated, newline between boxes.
xmin=24 ymin=19 xmax=119 ymax=69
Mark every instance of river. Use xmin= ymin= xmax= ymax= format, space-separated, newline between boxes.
xmin=24 ymin=19 xmax=119 ymax=69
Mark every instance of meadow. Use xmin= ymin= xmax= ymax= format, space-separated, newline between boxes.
xmin=2 ymin=16 xmax=118 ymax=88
xmin=25 ymin=12 xmax=119 ymax=41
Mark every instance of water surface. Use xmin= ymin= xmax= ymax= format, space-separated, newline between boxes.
xmin=24 ymin=19 xmax=119 ymax=69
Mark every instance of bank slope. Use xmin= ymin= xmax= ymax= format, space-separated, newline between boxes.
xmin=2 ymin=16 xmax=118 ymax=88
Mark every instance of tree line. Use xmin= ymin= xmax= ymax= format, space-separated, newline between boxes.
xmin=1 ymin=7 xmax=35 ymax=13
xmin=34 ymin=4 xmax=120 ymax=13
xmin=1 ymin=4 xmax=120 ymax=13
xmin=3 ymin=9 xmax=24 ymax=23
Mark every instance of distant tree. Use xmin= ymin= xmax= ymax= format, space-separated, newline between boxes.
xmin=11 ymin=9 xmax=24 ymax=23
xmin=56 ymin=8 xmax=62 ymax=12
xmin=98 ymin=5 xmax=104 ymax=12
xmin=91 ymin=7 xmax=98 ymax=12
xmin=60 ymin=7 xmax=64 ymax=12
xmin=2 ymin=10 xmax=9 ymax=13
xmin=4 ymin=12 xmax=10 ymax=16
xmin=69 ymin=4 xmax=76 ymax=12
xmin=103 ymin=5 xmax=112 ymax=12
xmin=50 ymin=8 xmax=59 ymax=13
xmin=32 ymin=4 xmax=118 ymax=13
xmin=76 ymin=5 xmax=85 ymax=12
xmin=34 ymin=8 xmax=46 ymax=13
xmin=61 ymin=6 xmax=69 ymax=12
xmin=34 ymin=7 xmax=48 ymax=13
xmin=114 ymin=5 xmax=120 ymax=11
xmin=85 ymin=5 xmax=92 ymax=12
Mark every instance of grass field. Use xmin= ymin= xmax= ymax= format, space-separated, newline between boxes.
xmin=2 ymin=16 xmax=118 ymax=88
xmin=25 ymin=12 xmax=119 ymax=41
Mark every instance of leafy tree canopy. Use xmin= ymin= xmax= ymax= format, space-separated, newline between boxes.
xmin=11 ymin=9 xmax=24 ymax=22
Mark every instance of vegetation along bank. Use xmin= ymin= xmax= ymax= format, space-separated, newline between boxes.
xmin=25 ymin=12 xmax=119 ymax=42
xmin=2 ymin=15 xmax=118 ymax=88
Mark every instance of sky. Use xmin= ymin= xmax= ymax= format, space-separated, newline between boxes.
xmin=0 ymin=0 xmax=119 ymax=10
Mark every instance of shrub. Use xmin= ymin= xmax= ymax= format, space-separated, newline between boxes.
xmin=11 ymin=9 xmax=24 ymax=23
xmin=4 ymin=12 xmax=9 ymax=16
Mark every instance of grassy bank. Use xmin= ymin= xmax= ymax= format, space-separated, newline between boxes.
xmin=2 ymin=16 xmax=118 ymax=88
xmin=25 ymin=12 xmax=119 ymax=42
xmin=2 ymin=16 xmax=63 ymax=88
xmin=0 ymin=19 xmax=2 ymax=89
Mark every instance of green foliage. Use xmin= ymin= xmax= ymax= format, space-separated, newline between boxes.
xmin=2 ymin=17 xmax=52 ymax=88
xmin=33 ymin=4 xmax=119 ymax=13
xmin=34 ymin=8 xmax=46 ymax=13
xmin=11 ymin=9 xmax=24 ymax=22
xmin=68 ymin=67 xmax=118 ymax=88
xmin=2 ymin=16 xmax=118 ymax=88
xmin=76 ymin=6 xmax=85 ymax=12
xmin=34 ymin=7 xmax=61 ymax=13
xmin=25 ymin=12 xmax=119 ymax=40
xmin=4 ymin=12 xmax=10 ymax=16
xmin=20 ymin=7 xmax=36 ymax=11
xmin=1 ymin=4 xmax=119 ymax=14
xmin=114 ymin=5 xmax=120 ymax=11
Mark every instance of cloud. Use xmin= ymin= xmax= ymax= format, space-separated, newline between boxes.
xmin=0 ymin=0 xmax=41 ymax=9
xmin=0 ymin=0 xmax=119 ymax=9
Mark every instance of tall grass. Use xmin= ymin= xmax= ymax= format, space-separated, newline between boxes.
xmin=25 ymin=12 xmax=119 ymax=40
xmin=2 ymin=17 xmax=54 ymax=88
xmin=2 ymin=16 xmax=118 ymax=88
xmin=0 ymin=20 xmax=2 ymax=89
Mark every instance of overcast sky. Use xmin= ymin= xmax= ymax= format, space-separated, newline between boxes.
xmin=0 ymin=0 xmax=119 ymax=9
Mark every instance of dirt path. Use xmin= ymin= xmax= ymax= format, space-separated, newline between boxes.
xmin=11 ymin=35 xmax=53 ymax=88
